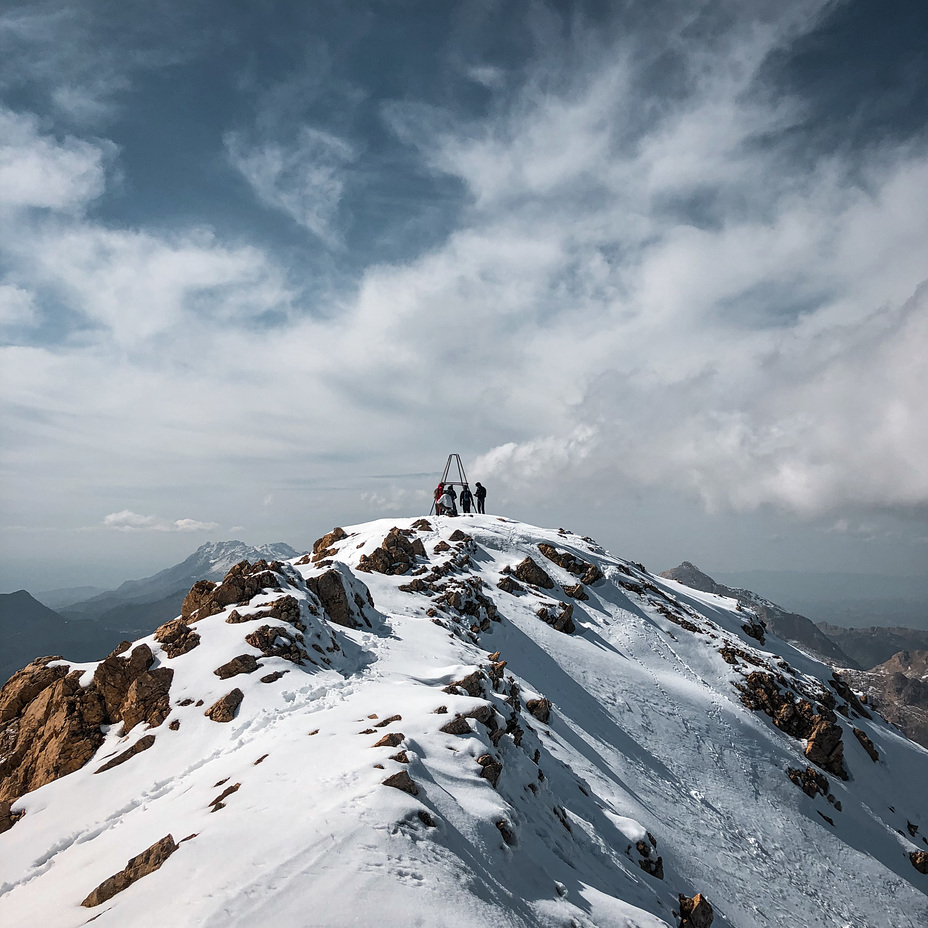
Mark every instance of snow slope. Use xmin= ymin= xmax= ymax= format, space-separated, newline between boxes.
xmin=1 ymin=516 xmax=926 ymax=928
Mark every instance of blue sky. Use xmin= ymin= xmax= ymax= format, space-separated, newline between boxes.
xmin=1 ymin=0 xmax=927 ymax=592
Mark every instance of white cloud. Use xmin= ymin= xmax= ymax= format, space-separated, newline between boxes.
xmin=0 ymin=107 xmax=112 ymax=212
xmin=0 ymin=284 xmax=36 ymax=327
xmin=225 ymin=127 xmax=356 ymax=242
xmin=103 ymin=510 xmax=219 ymax=533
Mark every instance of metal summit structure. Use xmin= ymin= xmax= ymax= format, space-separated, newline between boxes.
xmin=430 ymin=453 xmax=470 ymax=514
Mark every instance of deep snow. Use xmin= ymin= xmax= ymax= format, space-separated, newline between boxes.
xmin=1 ymin=516 xmax=926 ymax=928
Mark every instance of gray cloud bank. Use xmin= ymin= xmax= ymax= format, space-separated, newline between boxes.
xmin=1 ymin=0 xmax=926 ymax=586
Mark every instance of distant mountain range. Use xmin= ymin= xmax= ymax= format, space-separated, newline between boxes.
xmin=1 ymin=541 xmax=300 ymax=682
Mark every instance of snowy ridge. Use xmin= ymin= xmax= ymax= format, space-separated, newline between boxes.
xmin=1 ymin=516 xmax=927 ymax=928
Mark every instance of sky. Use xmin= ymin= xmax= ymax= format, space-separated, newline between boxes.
xmin=1 ymin=0 xmax=927 ymax=594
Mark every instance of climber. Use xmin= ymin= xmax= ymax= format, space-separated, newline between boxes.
xmin=433 ymin=482 xmax=444 ymax=515
xmin=460 ymin=484 xmax=473 ymax=514
xmin=475 ymin=482 xmax=487 ymax=514
xmin=439 ymin=487 xmax=457 ymax=516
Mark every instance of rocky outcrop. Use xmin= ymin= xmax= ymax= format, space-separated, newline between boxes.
xmin=736 ymin=671 xmax=847 ymax=778
xmin=852 ymin=727 xmax=879 ymax=762
xmin=678 ymin=893 xmax=714 ymax=928
xmin=476 ymin=753 xmax=502 ymax=787
xmin=95 ymin=734 xmax=156 ymax=774
xmin=305 ymin=568 xmax=373 ymax=629
xmin=526 ymin=698 xmax=552 ymax=723
xmin=911 ymin=851 xmax=928 ymax=874
xmin=0 ymin=643 xmax=175 ymax=811
xmin=513 ymin=556 xmax=555 ymax=589
xmin=310 ymin=527 xmax=348 ymax=563
xmin=787 ymin=765 xmax=829 ymax=798
xmin=536 ymin=602 xmax=576 ymax=634
xmin=357 ymin=527 xmax=426 ymax=576
xmin=205 ymin=689 xmax=244 ymax=723
xmin=153 ymin=619 xmax=200 ymax=658
xmin=214 ymin=654 xmax=261 ymax=679
xmin=81 ymin=834 xmax=178 ymax=907
xmin=245 ymin=625 xmax=308 ymax=664
xmin=537 ymin=544 xmax=603 ymax=584
xmin=635 ymin=835 xmax=663 ymax=879
xmin=181 ymin=559 xmax=283 ymax=622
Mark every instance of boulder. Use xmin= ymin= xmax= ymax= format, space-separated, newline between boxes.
xmin=536 ymin=602 xmax=576 ymax=634
xmin=93 ymin=644 xmax=156 ymax=722
xmin=205 ymin=689 xmax=244 ymax=723
xmin=382 ymin=770 xmax=418 ymax=795
xmin=153 ymin=619 xmax=200 ymax=658
xmin=95 ymin=734 xmax=156 ymax=774
xmin=245 ymin=625 xmax=308 ymax=664
xmin=852 ymin=727 xmax=879 ymax=762
xmin=214 ymin=654 xmax=261 ymax=679
xmin=911 ymin=851 xmax=928 ymax=874
xmin=526 ymin=698 xmax=552 ymax=723
xmin=439 ymin=716 xmax=472 ymax=735
xmin=181 ymin=560 xmax=282 ymax=622
xmin=476 ymin=754 xmax=502 ymax=787
xmin=804 ymin=716 xmax=848 ymax=780
xmin=0 ymin=656 xmax=70 ymax=725
xmin=357 ymin=527 xmax=426 ymax=576
xmin=305 ymin=569 xmax=360 ymax=628
xmin=81 ymin=834 xmax=178 ymax=907
xmin=786 ymin=765 xmax=829 ymax=798
xmin=514 ymin=556 xmax=555 ymax=589
xmin=678 ymin=893 xmax=714 ymax=928
xmin=120 ymin=668 xmax=174 ymax=733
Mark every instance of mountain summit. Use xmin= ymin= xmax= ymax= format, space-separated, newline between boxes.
xmin=2 ymin=518 xmax=926 ymax=927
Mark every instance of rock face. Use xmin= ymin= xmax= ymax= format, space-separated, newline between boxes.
xmin=911 ymin=850 xmax=928 ymax=874
xmin=678 ymin=893 xmax=714 ymax=928
xmin=0 ymin=644 xmax=175 ymax=818
xmin=536 ymin=602 xmax=576 ymax=634
xmin=513 ymin=556 xmax=555 ymax=589
xmin=153 ymin=618 xmax=200 ymax=658
xmin=537 ymin=543 xmax=603 ymax=584
xmin=305 ymin=568 xmax=367 ymax=629
xmin=214 ymin=654 xmax=260 ymax=679
xmin=181 ymin=559 xmax=283 ymax=622
xmin=357 ymin=527 xmax=426 ymax=576
xmin=245 ymin=625 xmax=308 ymax=664
xmin=81 ymin=834 xmax=178 ymax=907
xmin=205 ymin=689 xmax=244 ymax=723
xmin=737 ymin=671 xmax=847 ymax=779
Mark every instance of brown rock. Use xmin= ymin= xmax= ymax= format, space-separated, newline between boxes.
xmin=153 ymin=619 xmax=200 ymax=658
xmin=0 ymin=799 xmax=24 ymax=834
xmin=514 ymin=556 xmax=555 ymax=589
xmin=260 ymin=670 xmax=288 ymax=684
xmin=439 ymin=716 xmax=472 ymax=735
xmin=678 ymin=892 xmax=714 ymax=928
xmin=81 ymin=834 xmax=178 ymax=907
xmin=305 ymin=569 xmax=360 ymax=628
xmin=95 ymin=734 xmax=156 ymax=774
xmin=536 ymin=602 xmax=576 ymax=634
xmin=411 ymin=519 xmax=432 ymax=531
xmin=357 ymin=527 xmax=425 ymax=576
xmin=537 ymin=544 xmax=602 ymax=585
xmin=910 ymin=851 xmax=928 ymax=874
xmin=181 ymin=560 xmax=283 ymax=622
xmin=244 ymin=625 xmax=307 ymax=664
xmin=205 ymin=689 xmax=244 ymax=723
xmin=476 ymin=753 xmax=502 ymax=787
xmin=120 ymin=668 xmax=174 ymax=733
xmin=374 ymin=714 xmax=402 ymax=728
xmin=496 ymin=576 xmax=524 ymax=595
xmin=0 ymin=656 xmax=70 ymax=725
xmin=563 ymin=583 xmax=589 ymax=601
xmin=852 ymin=727 xmax=879 ymax=762
xmin=93 ymin=644 xmax=156 ymax=722
xmin=442 ymin=671 xmax=485 ymax=698
xmin=382 ymin=770 xmax=418 ymax=795
xmin=312 ymin=526 xmax=347 ymax=555
xmin=526 ymin=698 xmax=552 ymax=723
xmin=787 ymin=765 xmax=829 ymax=798
xmin=804 ymin=716 xmax=848 ymax=780
xmin=373 ymin=732 xmax=405 ymax=748
xmin=214 ymin=654 xmax=261 ymax=679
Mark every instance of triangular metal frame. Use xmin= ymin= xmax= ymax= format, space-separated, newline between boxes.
xmin=430 ymin=453 xmax=470 ymax=514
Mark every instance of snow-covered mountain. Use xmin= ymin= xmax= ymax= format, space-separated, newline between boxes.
xmin=660 ymin=562 xmax=859 ymax=668
xmin=2 ymin=517 xmax=927 ymax=928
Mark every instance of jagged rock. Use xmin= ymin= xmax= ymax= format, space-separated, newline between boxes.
xmin=439 ymin=716 xmax=472 ymax=735
xmin=497 ymin=576 xmax=524 ymax=595
xmin=526 ymin=698 xmax=552 ymax=723
xmin=443 ymin=671 xmax=485 ymax=698
xmin=852 ymin=727 xmax=879 ymax=762
xmin=787 ymin=765 xmax=829 ymax=798
xmin=411 ymin=518 xmax=432 ymax=531
xmin=804 ymin=716 xmax=848 ymax=780
xmin=464 ymin=703 xmax=499 ymax=732
xmin=205 ymin=689 xmax=243 ymax=723
xmin=398 ymin=578 xmax=429 ymax=593
xmin=0 ymin=656 xmax=71 ymax=724
xmin=536 ymin=602 xmax=576 ymax=634
xmin=81 ymin=834 xmax=178 ymax=907
xmin=636 ymin=838 xmax=664 ymax=879
xmin=909 ymin=851 xmax=928 ymax=874
xmin=374 ymin=714 xmax=402 ymax=728
xmin=305 ymin=568 xmax=369 ymax=629
xmin=449 ymin=529 xmax=471 ymax=543
xmin=562 ymin=583 xmax=589 ymax=601
xmin=214 ymin=654 xmax=260 ymax=679
xmin=514 ymin=556 xmax=555 ymax=589
xmin=476 ymin=754 xmax=502 ymax=787
xmin=260 ymin=670 xmax=288 ymax=684
xmin=120 ymin=668 xmax=174 ymax=733
xmin=95 ymin=734 xmax=156 ymax=774
xmin=245 ymin=625 xmax=308 ymax=664
xmin=581 ymin=563 xmax=604 ymax=584
xmin=382 ymin=770 xmax=418 ymax=795
xmin=496 ymin=819 xmax=516 ymax=845
xmin=741 ymin=619 xmax=766 ymax=644
xmin=94 ymin=644 xmax=155 ymax=721
xmin=357 ymin=527 xmax=426 ymax=575
xmin=0 ymin=669 xmax=106 ymax=804
xmin=153 ymin=619 xmax=200 ymax=658
xmin=209 ymin=782 xmax=240 ymax=811
xmin=830 ymin=673 xmax=872 ymax=720
xmin=678 ymin=892 xmax=714 ymax=928
xmin=537 ymin=543 xmax=602 ymax=586
xmin=373 ymin=732 xmax=404 ymax=748
xmin=311 ymin=526 xmax=347 ymax=561
xmin=181 ymin=560 xmax=283 ymax=622
xmin=907 ymin=820 xmax=919 ymax=837
xmin=0 ymin=799 xmax=24 ymax=834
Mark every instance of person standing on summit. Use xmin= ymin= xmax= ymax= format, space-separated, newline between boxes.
xmin=474 ymin=482 xmax=487 ymax=514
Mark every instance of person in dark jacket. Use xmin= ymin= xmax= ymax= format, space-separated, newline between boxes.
xmin=460 ymin=485 xmax=473 ymax=513
xmin=474 ymin=482 xmax=487 ymax=514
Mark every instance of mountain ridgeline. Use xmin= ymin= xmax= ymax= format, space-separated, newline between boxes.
xmin=1 ymin=520 xmax=927 ymax=928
